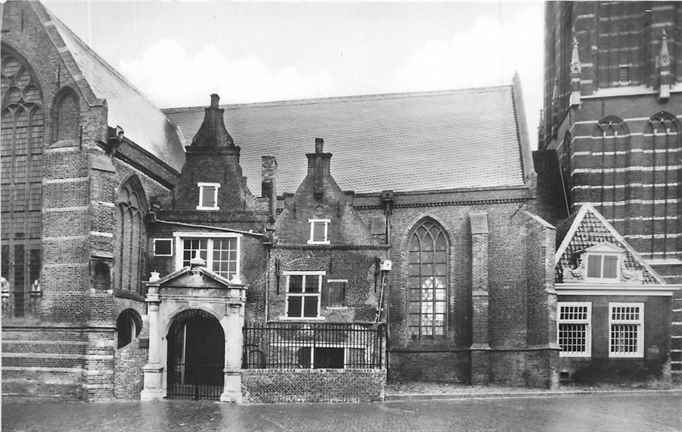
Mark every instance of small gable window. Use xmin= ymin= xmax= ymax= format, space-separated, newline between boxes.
xmin=308 ymin=219 xmax=330 ymax=244
xmin=197 ymin=182 xmax=220 ymax=210
xmin=583 ymin=243 xmax=623 ymax=281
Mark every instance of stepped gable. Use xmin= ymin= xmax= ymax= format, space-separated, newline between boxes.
xmin=554 ymin=205 xmax=664 ymax=285
xmin=35 ymin=2 xmax=186 ymax=171
xmin=164 ymin=83 xmax=531 ymax=194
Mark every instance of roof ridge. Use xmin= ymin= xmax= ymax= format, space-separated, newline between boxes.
xmin=162 ymin=84 xmax=513 ymax=113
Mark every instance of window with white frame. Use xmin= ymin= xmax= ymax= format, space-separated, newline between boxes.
xmin=308 ymin=219 xmax=330 ymax=244
xmin=557 ymin=302 xmax=591 ymax=357
xmin=586 ymin=253 xmax=620 ymax=280
xmin=285 ymin=272 xmax=323 ymax=318
xmin=197 ymin=182 xmax=220 ymax=210
xmin=609 ymin=303 xmax=644 ymax=358
xmin=152 ymin=238 xmax=173 ymax=256
xmin=174 ymin=233 xmax=240 ymax=280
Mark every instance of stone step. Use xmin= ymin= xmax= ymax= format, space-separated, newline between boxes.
xmin=1 ymin=379 xmax=83 ymax=400
xmin=2 ymin=340 xmax=89 ymax=355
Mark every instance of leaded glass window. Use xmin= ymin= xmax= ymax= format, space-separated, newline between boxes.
xmin=408 ymin=219 xmax=449 ymax=338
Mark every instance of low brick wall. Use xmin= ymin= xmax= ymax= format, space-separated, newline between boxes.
xmin=114 ymin=339 xmax=147 ymax=399
xmin=242 ymin=368 xmax=386 ymax=403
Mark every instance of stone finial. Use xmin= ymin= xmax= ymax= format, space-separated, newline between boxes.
xmin=550 ymin=78 xmax=559 ymax=136
xmin=190 ymin=250 xmax=206 ymax=268
xmin=149 ymin=271 xmax=160 ymax=282
xmin=315 ymin=137 xmax=324 ymax=153
xmin=210 ymin=93 xmax=220 ymax=108
xmin=569 ymin=36 xmax=582 ymax=107
xmin=658 ymin=29 xmax=672 ymax=101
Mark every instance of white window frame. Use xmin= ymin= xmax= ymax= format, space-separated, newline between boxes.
xmin=585 ymin=253 xmax=621 ymax=281
xmin=609 ymin=302 xmax=644 ymax=358
xmin=557 ymin=302 xmax=592 ymax=358
xmin=196 ymin=182 xmax=220 ymax=210
xmin=152 ymin=238 xmax=173 ymax=257
xmin=307 ymin=219 xmax=330 ymax=245
xmin=326 ymin=278 xmax=348 ymax=309
xmin=283 ymin=270 xmax=325 ymax=319
xmin=173 ymin=232 xmax=240 ymax=279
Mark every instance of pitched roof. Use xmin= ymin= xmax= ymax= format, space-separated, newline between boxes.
xmin=39 ymin=4 xmax=186 ymax=171
xmin=554 ymin=206 xmax=664 ymax=285
xmin=165 ymin=85 xmax=530 ymax=194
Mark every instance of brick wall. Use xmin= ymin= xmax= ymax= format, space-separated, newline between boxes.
xmin=242 ymin=369 xmax=385 ymax=403
xmin=114 ymin=338 xmax=147 ymax=399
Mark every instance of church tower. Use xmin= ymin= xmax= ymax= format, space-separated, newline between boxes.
xmin=537 ymin=1 xmax=682 ymax=383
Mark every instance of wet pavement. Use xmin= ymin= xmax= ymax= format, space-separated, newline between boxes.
xmin=3 ymin=392 xmax=681 ymax=432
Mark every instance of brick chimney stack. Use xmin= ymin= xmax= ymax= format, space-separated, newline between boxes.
xmin=306 ymin=138 xmax=332 ymax=201
xmin=261 ymin=156 xmax=278 ymax=221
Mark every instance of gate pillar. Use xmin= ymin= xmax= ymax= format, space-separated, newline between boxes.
xmin=220 ymin=300 xmax=244 ymax=402
xmin=140 ymin=282 xmax=165 ymax=400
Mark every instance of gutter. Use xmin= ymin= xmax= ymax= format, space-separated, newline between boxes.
xmin=152 ymin=217 xmax=268 ymax=239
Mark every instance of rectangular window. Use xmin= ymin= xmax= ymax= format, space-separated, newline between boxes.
xmin=609 ymin=303 xmax=644 ymax=358
xmin=307 ymin=219 xmax=330 ymax=244
xmin=175 ymin=233 xmax=240 ymax=280
xmin=153 ymin=238 xmax=173 ymax=256
xmin=285 ymin=272 xmax=323 ymax=318
xmin=325 ymin=279 xmax=347 ymax=307
xmin=197 ymin=182 xmax=220 ymax=210
xmin=586 ymin=254 xmax=619 ymax=280
xmin=557 ymin=302 xmax=591 ymax=357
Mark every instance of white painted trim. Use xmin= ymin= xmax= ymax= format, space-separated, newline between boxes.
xmin=572 ymin=165 xmax=682 ymax=174
xmin=307 ymin=218 xmax=331 ymax=245
xmin=284 ymin=272 xmax=325 ymax=319
xmin=196 ymin=182 xmax=220 ymax=211
xmin=557 ymin=302 xmax=592 ymax=358
xmin=608 ymin=302 xmax=644 ymax=358
xmin=572 ymin=183 xmax=680 ymax=191
xmin=172 ymin=232 xmax=241 ymax=279
xmin=584 ymin=253 xmax=621 ymax=282
xmin=554 ymin=206 xmax=588 ymax=264
xmin=152 ymin=238 xmax=173 ymax=257
xmin=574 ymin=199 xmax=679 ymax=207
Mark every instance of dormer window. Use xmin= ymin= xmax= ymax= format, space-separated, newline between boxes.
xmin=584 ymin=243 xmax=623 ymax=281
xmin=308 ymin=219 xmax=330 ymax=245
xmin=197 ymin=182 xmax=220 ymax=210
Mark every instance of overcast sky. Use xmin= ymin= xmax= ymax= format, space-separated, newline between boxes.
xmin=43 ymin=1 xmax=544 ymax=148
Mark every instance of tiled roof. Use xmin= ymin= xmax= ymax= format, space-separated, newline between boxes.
xmin=165 ymin=86 xmax=529 ymax=194
xmin=43 ymin=6 xmax=186 ymax=171
xmin=554 ymin=206 xmax=663 ymax=285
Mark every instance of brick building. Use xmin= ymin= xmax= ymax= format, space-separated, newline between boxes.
xmin=1 ymin=0 xmax=559 ymax=402
xmin=536 ymin=1 xmax=682 ymax=383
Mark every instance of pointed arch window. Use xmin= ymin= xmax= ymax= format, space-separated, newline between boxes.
xmin=407 ymin=219 xmax=449 ymax=338
xmin=115 ymin=177 xmax=148 ymax=294
xmin=593 ymin=116 xmax=629 ymax=227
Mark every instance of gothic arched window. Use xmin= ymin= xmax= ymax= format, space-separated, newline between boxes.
xmin=115 ymin=176 xmax=148 ymax=294
xmin=51 ymin=87 xmax=80 ymax=142
xmin=593 ymin=116 xmax=629 ymax=225
xmin=407 ymin=219 xmax=449 ymax=338
xmin=1 ymin=48 xmax=44 ymax=317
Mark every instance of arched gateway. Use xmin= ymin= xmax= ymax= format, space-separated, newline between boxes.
xmin=167 ymin=309 xmax=225 ymax=400
xmin=139 ymin=258 xmax=246 ymax=402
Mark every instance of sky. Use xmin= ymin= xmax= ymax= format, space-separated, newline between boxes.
xmin=43 ymin=0 xmax=545 ymax=148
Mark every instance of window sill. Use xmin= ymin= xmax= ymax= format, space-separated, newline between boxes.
xmin=195 ymin=206 xmax=220 ymax=211
xmin=306 ymin=241 xmax=331 ymax=245
xmin=608 ymin=354 xmax=644 ymax=359
xmin=559 ymin=353 xmax=592 ymax=358
xmin=278 ymin=316 xmax=326 ymax=321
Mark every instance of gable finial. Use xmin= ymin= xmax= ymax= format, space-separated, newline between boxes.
xmin=569 ymin=36 xmax=582 ymax=107
xmin=657 ymin=29 xmax=672 ymax=101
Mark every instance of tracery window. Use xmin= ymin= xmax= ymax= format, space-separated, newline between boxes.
xmin=594 ymin=116 xmax=629 ymax=226
xmin=115 ymin=177 xmax=148 ymax=294
xmin=0 ymin=49 xmax=44 ymax=317
xmin=407 ymin=219 xmax=449 ymax=338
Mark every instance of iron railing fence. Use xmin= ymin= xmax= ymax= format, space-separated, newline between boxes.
xmin=243 ymin=322 xmax=385 ymax=369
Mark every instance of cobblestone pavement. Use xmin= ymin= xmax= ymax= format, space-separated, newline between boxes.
xmin=3 ymin=393 xmax=681 ymax=432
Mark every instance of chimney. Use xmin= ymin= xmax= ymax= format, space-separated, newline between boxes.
xmin=262 ymin=156 xmax=278 ymax=220
xmin=306 ymin=138 xmax=332 ymax=201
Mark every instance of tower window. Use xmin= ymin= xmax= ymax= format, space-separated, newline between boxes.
xmin=308 ymin=219 xmax=330 ymax=244
xmin=618 ymin=65 xmax=631 ymax=85
xmin=197 ymin=182 xmax=220 ymax=210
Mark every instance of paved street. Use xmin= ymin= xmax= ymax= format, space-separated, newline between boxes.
xmin=3 ymin=392 xmax=681 ymax=432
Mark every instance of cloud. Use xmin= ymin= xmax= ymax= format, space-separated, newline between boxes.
xmin=392 ymin=7 xmax=543 ymax=147
xmin=118 ymin=39 xmax=335 ymax=107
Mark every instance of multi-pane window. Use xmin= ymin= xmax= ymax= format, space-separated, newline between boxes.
xmin=308 ymin=219 xmax=330 ymax=244
xmin=407 ymin=219 xmax=449 ymax=338
xmin=197 ymin=182 xmax=220 ymax=210
xmin=586 ymin=254 xmax=619 ymax=280
xmin=176 ymin=234 xmax=240 ymax=280
xmin=325 ymin=279 xmax=347 ymax=307
xmin=558 ymin=302 xmax=591 ymax=357
xmin=285 ymin=272 xmax=323 ymax=318
xmin=609 ymin=303 xmax=644 ymax=357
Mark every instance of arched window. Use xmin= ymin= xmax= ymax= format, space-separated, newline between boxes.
xmin=116 ymin=309 xmax=142 ymax=349
xmin=1 ymin=48 xmax=44 ymax=317
xmin=645 ymin=112 xmax=679 ymax=259
xmin=115 ymin=176 xmax=148 ymax=294
xmin=407 ymin=219 xmax=449 ymax=338
xmin=51 ymin=87 xmax=80 ymax=142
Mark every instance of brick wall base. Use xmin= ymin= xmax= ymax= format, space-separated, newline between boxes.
xmin=241 ymin=369 xmax=386 ymax=403
xmin=114 ymin=338 xmax=148 ymax=399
